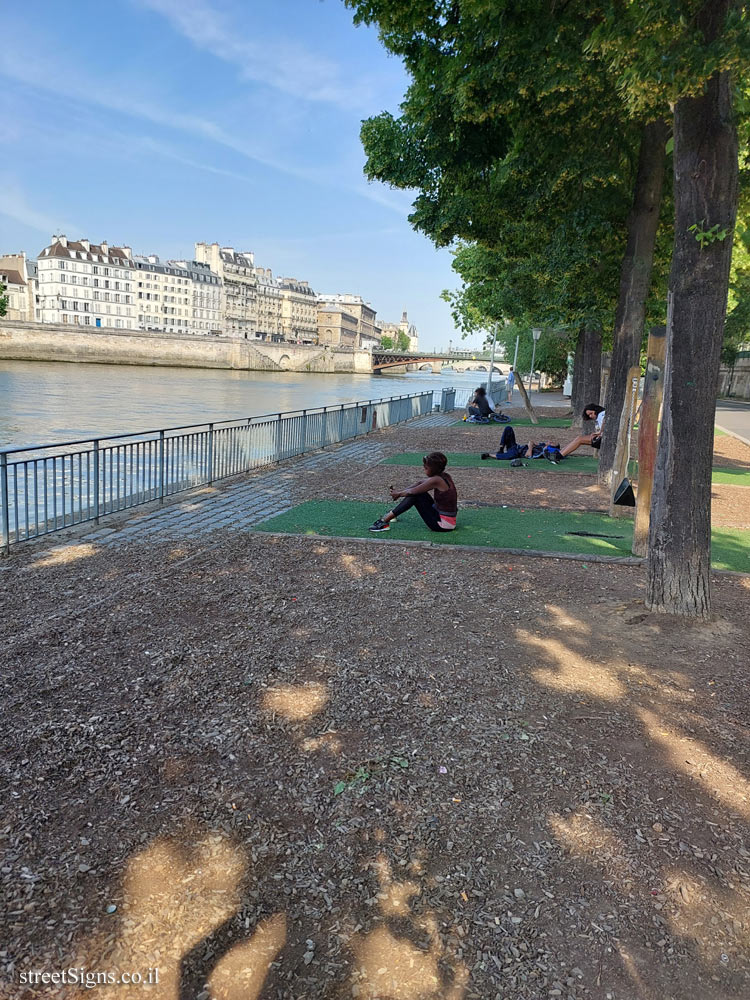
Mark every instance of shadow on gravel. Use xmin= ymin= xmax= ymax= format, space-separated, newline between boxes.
xmin=1 ymin=535 xmax=749 ymax=1000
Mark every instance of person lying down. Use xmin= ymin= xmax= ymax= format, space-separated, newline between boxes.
xmin=480 ymin=425 xmax=560 ymax=461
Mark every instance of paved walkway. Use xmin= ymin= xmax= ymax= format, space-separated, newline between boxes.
xmin=65 ymin=412 xmax=457 ymax=548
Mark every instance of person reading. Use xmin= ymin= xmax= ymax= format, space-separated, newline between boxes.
xmin=369 ymin=452 xmax=457 ymax=533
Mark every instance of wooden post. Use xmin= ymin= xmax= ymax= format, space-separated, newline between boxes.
xmin=608 ymin=365 xmax=640 ymax=518
xmin=633 ymin=327 xmax=666 ymax=555
xmin=514 ymin=372 xmax=538 ymax=424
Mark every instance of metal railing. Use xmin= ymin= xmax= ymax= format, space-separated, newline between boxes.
xmin=0 ymin=390 xmax=433 ymax=552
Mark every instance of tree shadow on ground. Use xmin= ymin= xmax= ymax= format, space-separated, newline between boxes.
xmin=2 ymin=533 xmax=749 ymax=1000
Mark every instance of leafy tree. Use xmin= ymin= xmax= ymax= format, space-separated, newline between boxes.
xmin=379 ymin=334 xmax=394 ymax=350
xmin=348 ymin=0 xmax=750 ymax=617
xmin=348 ymin=0 xmax=671 ymax=442
xmin=588 ymin=0 xmax=748 ymax=618
xmin=0 ymin=281 xmax=8 ymax=318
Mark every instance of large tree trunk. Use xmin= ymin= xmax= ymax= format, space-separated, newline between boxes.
xmin=599 ymin=119 xmax=669 ymax=485
xmin=571 ymin=326 xmax=602 ymax=428
xmin=647 ymin=4 xmax=738 ymax=618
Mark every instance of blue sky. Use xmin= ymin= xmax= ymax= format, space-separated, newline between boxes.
xmin=0 ymin=0 xmax=483 ymax=351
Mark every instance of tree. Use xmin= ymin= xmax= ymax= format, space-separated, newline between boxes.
xmin=348 ymin=0 xmax=670 ymax=441
xmin=0 ymin=282 xmax=7 ymax=318
xmin=380 ymin=334 xmax=394 ymax=350
xmin=349 ymin=0 xmax=749 ymax=617
xmin=589 ymin=0 xmax=747 ymax=617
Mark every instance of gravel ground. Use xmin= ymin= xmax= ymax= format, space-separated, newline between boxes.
xmin=1 ymin=408 xmax=749 ymax=1000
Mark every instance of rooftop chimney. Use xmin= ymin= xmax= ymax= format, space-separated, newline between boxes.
xmin=80 ymin=239 xmax=90 ymax=251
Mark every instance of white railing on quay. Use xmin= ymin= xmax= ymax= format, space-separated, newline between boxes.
xmin=0 ymin=390 xmax=435 ymax=552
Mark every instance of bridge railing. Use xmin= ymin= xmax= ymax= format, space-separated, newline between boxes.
xmin=0 ymin=390 xmax=433 ymax=552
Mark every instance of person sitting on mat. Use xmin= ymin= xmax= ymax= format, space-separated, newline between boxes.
xmin=545 ymin=404 xmax=605 ymax=464
xmin=480 ymin=425 xmax=549 ymax=461
xmin=369 ymin=452 xmax=457 ymax=533
xmin=466 ymin=386 xmax=506 ymax=423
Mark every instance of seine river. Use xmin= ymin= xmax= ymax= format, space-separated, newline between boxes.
xmin=0 ymin=360 xmax=489 ymax=448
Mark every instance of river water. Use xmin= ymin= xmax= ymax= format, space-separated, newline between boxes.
xmin=0 ymin=360 xmax=489 ymax=448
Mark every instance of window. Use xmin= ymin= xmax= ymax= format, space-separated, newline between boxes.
xmin=93 ymin=266 xmax=99 ymax=275
xmin=84 ymin=316 xmax=90 ymax=325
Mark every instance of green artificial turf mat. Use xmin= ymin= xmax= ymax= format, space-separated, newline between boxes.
xmin=384 ymin=453 xmax=747 ymax=485
xmin=714 ymin=428 xmax=728 ymax=437
xmin=256 ymin=500 xmax=633 ymax=555
xmin=452 ymin=417 xmax=571 ymax=427
xmin=382 ymin=452 xmax=600 ymax=474
xmin=255 ymin=501 xmax=750 ymax=571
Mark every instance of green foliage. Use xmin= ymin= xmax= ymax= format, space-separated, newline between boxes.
xmin=380 ymin=331 xmax=411 ymax=351
xmin=688 ymin=220 xmax=731 ymax=250
xmin=0 ymin=282 xmax=7 ymax=319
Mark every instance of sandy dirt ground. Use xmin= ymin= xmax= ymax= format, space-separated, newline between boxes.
xmin=1 ymin=407 xmax=749 ymax=1000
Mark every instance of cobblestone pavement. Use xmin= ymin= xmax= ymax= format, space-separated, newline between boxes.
xmin=59 ymin=412 xmax=458 ymax=548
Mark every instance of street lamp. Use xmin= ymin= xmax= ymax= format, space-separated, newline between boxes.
xmin=530 ymin=328 xmax=542 ymax=390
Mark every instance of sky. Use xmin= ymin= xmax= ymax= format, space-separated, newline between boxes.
xmin=0 ymin=0 xmax=482 ymax=352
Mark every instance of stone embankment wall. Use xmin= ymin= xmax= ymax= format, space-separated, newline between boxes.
xmin=0 ymin=322 xmax=373 ymax=374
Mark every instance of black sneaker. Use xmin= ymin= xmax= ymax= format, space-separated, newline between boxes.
xmin=369 ymin=518 xmax=390 ymax=532
xmin=481 ymin=452 xmax=491 ymax=460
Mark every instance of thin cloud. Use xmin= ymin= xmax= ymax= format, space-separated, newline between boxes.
xmin=135 ymin=0 xmax=374 ymax=111
xmin=0 ymin=175 xmax=76 ymax=236
xmin=0 ymin=47 xmax=408 ymax=216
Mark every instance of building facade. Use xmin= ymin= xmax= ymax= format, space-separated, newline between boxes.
xmin=317 ymin=306 xmax=359 ymax=348
xmin=254 ymin=267 xmax=283 ymax=341
xmin=37 ymin=236 xmax=136 ymax=329
xmin=279 ymin=277 xmax=317 ymax=343
xmin=318 ymin=293 xmax=378 ymax=348
xmin=0 ymin=252 xmax=37 ymax=322
xmin=195 ymin=242 xmax=257 ymax=339
xmin=134 ymin=256 xmax=222 ymax=335
xmin=380 ymin=310 xmax=419 ymax=351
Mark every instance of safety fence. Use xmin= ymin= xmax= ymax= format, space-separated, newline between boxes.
xmin=1 ymin=390 xmax=434 ymax=551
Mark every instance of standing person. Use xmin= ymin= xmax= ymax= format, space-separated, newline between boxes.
xmin=505 ymin=367 xmax=515 ymax=401
xmin=546 ymin=404 xmax=605 ymax=463
xmin=369 ymin=452 xmax=457 ymax=533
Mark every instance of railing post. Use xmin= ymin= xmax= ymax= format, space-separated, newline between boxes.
xmin=1 ymin=452 xmax=10 ymax=557
xmin=275 ymin=413 xmax=283 ymax=462
xmin=158 ymin=430 xmax=166 ymax=503
xmin=302 ymin=410 xmax=307 ymax=453
xmin=93 ymin=440 xmax=100 ymax=523
xmin=339 ymin=404 xmax=344 ymax=442
xmin=322 ymin=406 xmax=329 ymax=447
xmin=207 ymin=423 xmax=215 ymax=484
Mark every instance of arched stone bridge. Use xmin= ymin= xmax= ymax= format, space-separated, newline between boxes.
xmin=372 ymin=351 xmax=504 ymax=374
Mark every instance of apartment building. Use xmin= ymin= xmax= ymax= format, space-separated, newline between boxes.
xmin=195 ymin=242 xmax=257 ymax=339
xmin=134 ymin=255 xmax=221 ymax=335
xmin=254 ymin=266 xmax=283 ymax=341
xmin=37 ymin=236 xmax=136 ymax=329
xmin=279 ymin=277 xmax=317 ymax=343
xmin=318 ymin=293 xmax=378 ymax=348
xmin=0 ymin=252 xmax=37 ymax=321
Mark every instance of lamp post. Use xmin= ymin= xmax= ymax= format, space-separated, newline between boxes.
xmin=530 ymin=328 xmax=542 ymax=391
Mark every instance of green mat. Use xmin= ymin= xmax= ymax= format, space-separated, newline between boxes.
xmin=383 ymin=453 xmax=749 ymax=485
xmin=383 ymin=452 xmax=601 ymax=475
xmin=254 ymin=501 xmax=750 ymax=571
xmin=452 ymin=417 xmax=571 ymax=427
